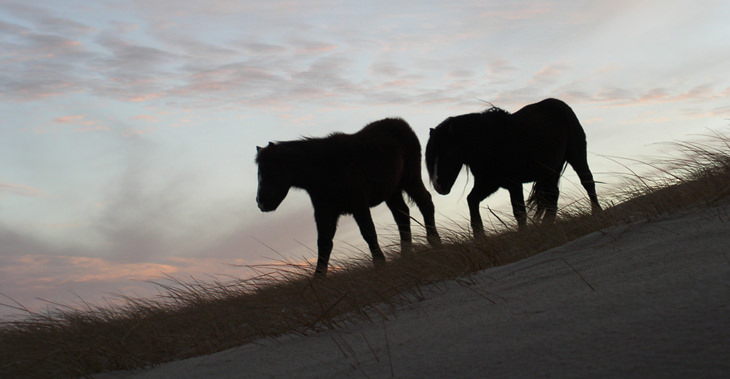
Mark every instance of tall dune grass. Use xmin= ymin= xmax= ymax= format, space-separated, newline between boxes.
xmin=2 ymin=133 xmax=729 ymax=378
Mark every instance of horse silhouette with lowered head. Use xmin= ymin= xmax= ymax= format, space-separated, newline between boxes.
xmin=256 ymin=118 xmax=441 ymax=276
xmin=425 ymin=98 xmax=601 ymax=239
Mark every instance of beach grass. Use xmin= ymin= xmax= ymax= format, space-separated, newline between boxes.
xmin=1 ymin=133 xmax=729 ymax=378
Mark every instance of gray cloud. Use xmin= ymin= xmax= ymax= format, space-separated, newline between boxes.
xmin=370 ymin=61 xmax=404 ymax=77
xmin=3 ymin=0 xmax=728 ymax=115
xmin=0 ymin=1 xmax=505 ymax=109
xmin=239 ymin=41 xmax=287 ymax=55
xmin=0 ymin=226 xmax=53 ymax=257
xmin=0 ymin=26 xmax=90 ymax=101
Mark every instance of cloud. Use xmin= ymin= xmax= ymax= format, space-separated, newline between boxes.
xmin=30 ymin=114 xmax=109 ymax=133
xmin=0 ymin=247 xmax=292 ymax=318
xmin=292 ymin=39 xmax=339 ymax=55
xmin=555 ymin=84 xmax=730 ymax=109
xmin=0 ymin=181 xmax=44 ymax=197
xmin=2 ymin=0 xmax=728 ymax=117
xmin=239 ymin=41 xmax=287 ymax=55
xmin=371 ymin=61 xmax=405 ymax=77
xmin=133 ymin=114 xmax=158 ymax=122
xmin=0 ymin=1 xmax=547 ymax=109
xmin=0 ymin=226 xmax=50 ymax=258
xmin=530 ymin=63 xmax=570 ymax=85
xmin=53 ymin=115 xmax=85 ymax=124
xmin=129 ymin=93 xmax=165 ymax=102
xmin=477 ymin=2 xmax=553 ymax=21
xmin=0 ymin=188 xmax=329 ymax=318
xmin=0 ymin=8 xmax=95 ymax=101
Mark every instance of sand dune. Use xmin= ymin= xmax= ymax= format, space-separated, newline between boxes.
xmin=102 ymin=205 xmax=730 ymax=378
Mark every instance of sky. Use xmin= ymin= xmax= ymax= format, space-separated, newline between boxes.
xmin=1 ymin=0 xmax=729 ymax=317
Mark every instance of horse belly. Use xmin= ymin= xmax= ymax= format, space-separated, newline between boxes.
xmin=493 ymin=150 xmax=565 ymax=184
xmin=368 ymin=170 xmax=403 ymax=206
xmin=367 ymin=157 xmax=404 ymax=207
xmin=511 ymin=134 xmax=568 ymax=182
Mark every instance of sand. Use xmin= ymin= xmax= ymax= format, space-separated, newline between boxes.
xmin=100 ymin=205 xmax=730 ymax=378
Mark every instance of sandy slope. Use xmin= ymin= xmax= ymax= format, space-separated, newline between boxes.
xmin=101 ymin=206 xmax=730 ymax=378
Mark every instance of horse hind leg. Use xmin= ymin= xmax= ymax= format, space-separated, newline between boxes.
xmin=567 ymin=153 xmax=601 ymax=214
xmin=403 ymin=180 xmax=441 ymax=247
xmin=386 ymin=192 xmax=413 ymax=256
xmin=542 ymin=180 xmax=560 ymax=223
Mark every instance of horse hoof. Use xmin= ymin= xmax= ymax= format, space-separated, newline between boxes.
xmin=373 ymin=254 xmax=386 ymax=266
xmin=314 ymin=267 xmax=328 ymax=278
xmin=428 ymin=234 xmax=442 ymax=247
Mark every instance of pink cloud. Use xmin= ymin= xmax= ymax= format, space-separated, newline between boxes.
xmin=597 ymin=84 xmax=726 ymax=108
xmin=53 ymin=115 xmax=85 ymax=124
xmin=0 ymin=253 xmax=281 ymax=317
xmin=75 ymin=125 xmax=110 ymax=132
xmin=5 ymin=255 xmax=179 ymax=285
xmin=133 ymin=114 xmax=158 ymax=122
xmin=0 ymin=181 xmax=44 ymax=197
xmin=530 ymin=63 xmax=570 ymax=85
xmin=129 ymin=93 xmax=165 ymax=102
xmin=122 ymin=128 xmax=154 ymax=138
xmin=44 ymin=114 xmax=109 ymax=133
xmin=293 ymin=41 xmax=339 ymax=55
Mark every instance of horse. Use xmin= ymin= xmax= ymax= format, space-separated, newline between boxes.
xmin=425 ymin=98 xmax=601 ymax=239
xmin=256 ymin=118 xmax=441 ymax=276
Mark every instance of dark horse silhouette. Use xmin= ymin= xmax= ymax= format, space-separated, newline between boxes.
xmin=256 ymin=118 xmax=441 ymax=276
xmin=425 ymin=98 xmax=601 ymax=239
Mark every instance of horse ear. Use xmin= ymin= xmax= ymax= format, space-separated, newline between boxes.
xmin=257 ymin=142 xmax=276 ymax=152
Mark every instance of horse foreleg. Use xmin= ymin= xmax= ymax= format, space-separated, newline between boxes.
xmin=314 ymin=210 xmax=339 ymax=276
xmin=507 ymin=185 xmax=527 ymax=230
xmin=386 ymin=193 xmax=413 ymax=256
xmin=353 ymin=208 xmax=386 ymax=267
xmin=467 ymin=183 xmax=499 ymax=240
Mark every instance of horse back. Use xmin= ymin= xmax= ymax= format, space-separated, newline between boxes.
xmin=513 ymin=98 xmax=585 ymax=137
xmin=328 ymin=118 xmax=420 ymax=209
xmin=357 ymin=118 xmax=421 ymax=155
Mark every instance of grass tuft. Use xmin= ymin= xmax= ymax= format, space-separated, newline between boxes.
xmin=2 ymin=132 xmax=730 ymax=378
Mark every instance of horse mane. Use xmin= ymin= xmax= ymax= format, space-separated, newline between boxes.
xmin=301 ymin=131 xmax=346 ymax=141
xmin=481 ymin=105 xmax=510 ymax=117
xmin=475 ymin=105 xmax=512 ymax=130
xmin=259 ymin=119 xmax=413 ymax=168
xmin=256 ymin=130 xmax=358 ymax=169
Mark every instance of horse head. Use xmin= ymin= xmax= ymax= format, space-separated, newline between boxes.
xmin=255 ymin=142 xmax=291 ymax=212
xmin=425 ymin=118 xmax=463 ymax=195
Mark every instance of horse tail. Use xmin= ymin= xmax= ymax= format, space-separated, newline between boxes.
xmin=527 ymin=164 xmax=566 ymax=221
xmin=389 ymin=119 xmax=423 ymax=184
xmin=526 ymin=180 xmax=548 ymax=220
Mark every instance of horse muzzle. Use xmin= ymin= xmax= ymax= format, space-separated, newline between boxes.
xmin=257 ymin=196 xmax=276 ymax=212
xmin=432 ymin=180 xmax=450 ymax=195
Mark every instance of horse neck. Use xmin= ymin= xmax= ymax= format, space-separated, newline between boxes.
xmin=276 ymin=139 xmax=328 ymax=188
xmin=451 ymin=115 xmax=489 ymax=166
